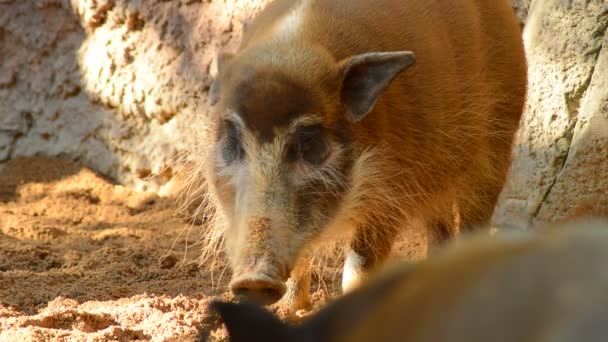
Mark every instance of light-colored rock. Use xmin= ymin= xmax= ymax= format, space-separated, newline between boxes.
xmin=535 ymin=27 xmax=608 ymax=222
xmin=0 ymin=0 xmax=270 ymax=192
xmin=1 ymin=0 xmax=606 ymax=227
xmin=510 ymin=0 xmax=531 ymax=27
xmin=493 ymin=0 xmax=608 ymax=228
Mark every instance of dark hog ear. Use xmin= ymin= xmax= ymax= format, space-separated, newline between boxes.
xmin=205 ymin=301 xmax=293 ymax=342
xmin=337 ymin=51 xmax=416 ymax=122
xmin=208 ymin=52 xmax=235 ymax=106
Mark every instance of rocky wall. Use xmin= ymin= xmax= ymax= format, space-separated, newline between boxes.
xmin=1 ymin=0 xmax=607 ymax=226
xmin=0 ymin=0 xmax=270 ymax=192
xmin=493 ymin=0 xmax=608 ymax=227
xmin=511 ymin=0 xmax=531 ymax=27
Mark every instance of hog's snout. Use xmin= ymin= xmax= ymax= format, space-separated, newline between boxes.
xmin=226 ymin=215 xmax=291 ymax=305
xmin=230 ymin=272 xmax=287 ymax=306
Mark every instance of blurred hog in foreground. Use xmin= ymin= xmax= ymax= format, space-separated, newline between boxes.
xmin=203 ymin=0 xmax=526 ymax=310
xmin=207 ymin=220 xmax=608 ymax=342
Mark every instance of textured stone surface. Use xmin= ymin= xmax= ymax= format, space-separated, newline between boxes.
xmin=1 ymin=0 xmax=606 ymax=226
xmin=0 ymin=0 xmax=270 ymax=191
xmin=510 ymin=0 xmax=531 ymax=27
xmin=535 ymin=27 xmax=608 ymax=222
xmin=493 ymin=0 xmax=608 ymax=228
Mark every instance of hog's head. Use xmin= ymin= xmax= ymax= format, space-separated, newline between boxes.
xmin=205 ymin=44 xmax=415 ymax=305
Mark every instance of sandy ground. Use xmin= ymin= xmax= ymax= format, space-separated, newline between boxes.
xmin=0 ymin=157 xmax=425 ymax=341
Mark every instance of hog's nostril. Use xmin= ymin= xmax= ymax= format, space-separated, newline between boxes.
xmin=230 ymin=279 xmax=286 ymax=306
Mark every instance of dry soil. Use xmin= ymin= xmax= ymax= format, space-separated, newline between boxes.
xmin=0 ymin=157 xmax=425 ymax=341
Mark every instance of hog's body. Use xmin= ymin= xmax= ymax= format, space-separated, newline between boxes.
xmin=209 ymin=220 xmax=608 ymax=342
xmin=205 ymin=0 xmax=527 ymax=310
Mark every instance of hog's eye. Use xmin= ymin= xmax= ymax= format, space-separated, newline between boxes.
xmin=290 ymin=125 xmax=329 ymax=165
xmin=222 ymin=120 xmax=243 ymax=164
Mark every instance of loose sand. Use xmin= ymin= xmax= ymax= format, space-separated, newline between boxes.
xmin=0 ymin=157 xmax=425 ymax=341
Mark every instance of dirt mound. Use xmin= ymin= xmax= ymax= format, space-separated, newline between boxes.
xmin=0 ymin=157 xmax=426 ymax=341
xmin=0 ymin=157 xmax=228 ymax=341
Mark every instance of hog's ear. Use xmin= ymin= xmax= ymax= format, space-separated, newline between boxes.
xmin=208 ymin=52 xmax=235 ymax=106
xmin=338 ymin=51 xmax=416 ymax=122
xmin=206 ymin=301 xmax=293 ymax=342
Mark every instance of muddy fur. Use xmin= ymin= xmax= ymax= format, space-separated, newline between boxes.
xmin=207 ymin=219 xmax=608 ymax=342
xmin=191 ymin=0 xmax=527 ymax=312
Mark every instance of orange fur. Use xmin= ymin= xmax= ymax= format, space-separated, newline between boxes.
xmin=200 ymin=0 xmax=527 ymax=311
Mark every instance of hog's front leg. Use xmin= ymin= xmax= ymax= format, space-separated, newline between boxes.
xmin=277 ymin=258 xmax=312 ymax=314
xmin=342 ymin=221 xmax=398 ymax=293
